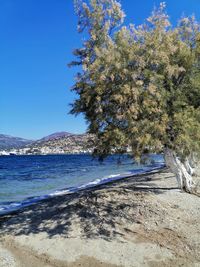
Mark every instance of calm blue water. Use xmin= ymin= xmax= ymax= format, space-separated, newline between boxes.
xmin=0 ymin=154 xmax=164 ymax=215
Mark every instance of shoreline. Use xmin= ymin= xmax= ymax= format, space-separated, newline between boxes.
xmin=0 ymin=169 xmax=200 ymax=266
xmin=0 ymin=163 xmax=165 ymax=217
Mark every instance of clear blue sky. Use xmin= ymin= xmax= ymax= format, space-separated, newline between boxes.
xmin=0 ymin=0 xmax=199 ymax=140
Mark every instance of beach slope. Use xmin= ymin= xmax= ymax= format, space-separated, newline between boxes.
xmin=0 ymin=169 xmax=200 ymax=267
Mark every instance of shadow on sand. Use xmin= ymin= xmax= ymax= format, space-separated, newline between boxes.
xmin=0 ymin=169 xmax=177 ymax=241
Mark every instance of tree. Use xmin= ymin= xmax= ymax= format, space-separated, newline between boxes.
xmin=70 ymin=1 xmax=200 ymax=193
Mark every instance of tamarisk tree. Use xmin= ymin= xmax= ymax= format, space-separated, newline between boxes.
xmin=70 ymin=1 xmax=200 ymax=193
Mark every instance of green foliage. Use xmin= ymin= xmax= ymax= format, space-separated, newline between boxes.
xmin=70 ymin=1 xmax=200 ymax=160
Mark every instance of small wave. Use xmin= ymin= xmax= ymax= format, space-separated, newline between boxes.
xmin=77 ymin=163 xmax=164 ymax=190
xmin=0 ymin=163 xmax=165 ymax=216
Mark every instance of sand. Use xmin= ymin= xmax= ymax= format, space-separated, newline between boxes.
xmin=0 ymin=168 xmax=200 ymax=267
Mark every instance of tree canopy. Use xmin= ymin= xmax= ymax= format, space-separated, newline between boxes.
xmin=70 ymin=0 xmax=200 ymax=164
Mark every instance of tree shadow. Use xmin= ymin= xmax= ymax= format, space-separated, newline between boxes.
xmin=0 ymin=169 xmax=178 ymax=241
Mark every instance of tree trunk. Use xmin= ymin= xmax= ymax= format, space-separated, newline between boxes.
xmin=164 ymin=148 xmax=195 ymax=193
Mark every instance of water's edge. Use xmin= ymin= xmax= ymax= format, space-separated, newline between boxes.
xmin=0 ymin=163 xmax=165 ymax=216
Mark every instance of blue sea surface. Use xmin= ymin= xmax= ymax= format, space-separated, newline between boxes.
xmin=0 ymin=154 xmax=164 ymax=215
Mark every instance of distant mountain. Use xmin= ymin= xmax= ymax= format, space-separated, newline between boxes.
xmin=39 ymin=132 xmax=72 ymax=142
xmin=26 ymin=133 xmax=94 ymax=155
xmin=0 ymin=132 xmax=95 ymax=155
xmin=8 ymin=133 xmax=94 ymax=155
xmin=0 ymin=134 xmax=33 ymax=150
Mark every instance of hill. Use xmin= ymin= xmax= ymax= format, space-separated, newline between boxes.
xmin=39 ymin=132 xmax=73 ymax=142
xmin=0 ymin=133 xmax=94 ymax=155
xmin=0 ymin=134 xmax=33 ymax=150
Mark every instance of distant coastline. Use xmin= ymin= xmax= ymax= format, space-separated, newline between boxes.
xmin=0 ymin=132 xmax=93 ymax=156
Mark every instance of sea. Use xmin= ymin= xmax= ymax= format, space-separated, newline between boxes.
xmin=0 ymin=154 xmax=164 ymax=215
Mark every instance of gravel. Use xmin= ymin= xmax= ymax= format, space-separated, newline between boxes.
xmin=0 ymin=246 xmax=17 ymax=267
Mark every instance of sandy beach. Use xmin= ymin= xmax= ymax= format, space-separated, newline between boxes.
xmin=0 ymin=168 xmax=200 ymax=267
